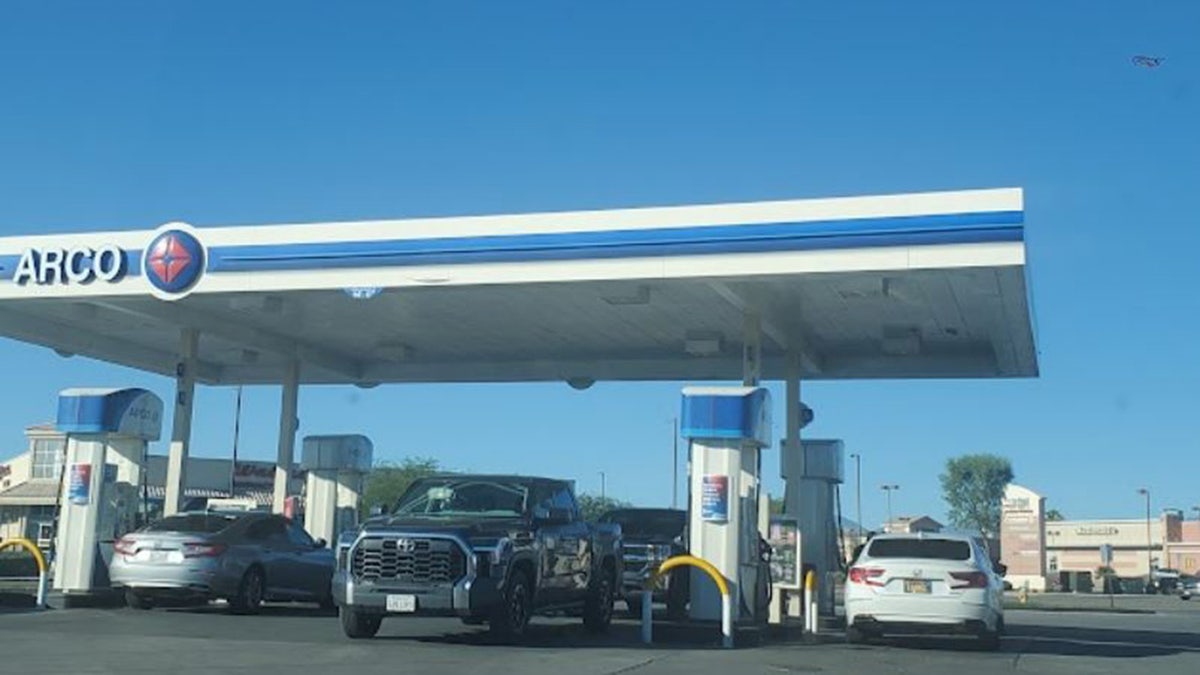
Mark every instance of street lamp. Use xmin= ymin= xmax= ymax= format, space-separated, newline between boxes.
xmin=881 ymin=484 xmax=900 ymax=532
xmin=671 ymin=417 xmax=679 ymax=509
xmin=600 ymin=471 xmax=607 ymax=501
xmin=849 ymin=453 xmax=863 ymax=543
xmin=1138 ymin=488 xmax=1152 ymax=587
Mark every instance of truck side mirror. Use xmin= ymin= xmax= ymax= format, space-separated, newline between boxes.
xmin=369 ymin=505 xmax=383 ymax=517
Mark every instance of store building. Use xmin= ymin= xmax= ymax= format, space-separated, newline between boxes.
xmin=1000 ymin=483 xmax=1198 ymax=592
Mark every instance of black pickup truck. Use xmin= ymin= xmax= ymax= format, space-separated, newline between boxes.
xmin=333 ymin=474 xmax=622 ymax=641
xmin=598 ymin=508 xmax=689 ymax=618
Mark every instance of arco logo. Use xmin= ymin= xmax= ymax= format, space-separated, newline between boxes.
xmin=144 ymin=224 xmax=205 ymax=298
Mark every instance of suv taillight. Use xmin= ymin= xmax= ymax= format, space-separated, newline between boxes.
xmin=113 ymin=537 xmax=137 ymax=556
xmin=848 ymin=567 xmax=885 ymax=586
xmin=950 ymin=571 xmax=989 ymax=589
xmin=181 ymin=542 xmax=227 ymax=558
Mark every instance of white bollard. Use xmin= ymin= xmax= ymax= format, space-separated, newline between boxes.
xmin=640 ymin=588 xmax=653 ymax=644
xmin=721 ymin=592 xmax=733 ymax=648
xmin=803 ymin=570 xmax=817 ymax=634
xmin=36 ymin=568 xmax=48 ymax=608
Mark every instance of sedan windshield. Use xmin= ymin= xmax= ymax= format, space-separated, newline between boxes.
xmin=393 ymin=478 xmax=529 ymax=518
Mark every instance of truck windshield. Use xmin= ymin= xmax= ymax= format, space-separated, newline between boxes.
xmin=393 ymin=478 xmax=529 ymax=518
xmin=599 ymin=510 xmax=685 ymax=538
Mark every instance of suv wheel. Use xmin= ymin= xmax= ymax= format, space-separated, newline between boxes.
xmin=490 ymin=569 xmax=532 ymax=641
xmin=340 ymin=606 xmax=383 ymax=639
xmin=125 ymin=588 xmax=153 ymax=610
xmin=583 ymin=566 xmax=615 ymax=633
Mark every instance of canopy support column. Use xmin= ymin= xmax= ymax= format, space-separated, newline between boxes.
xmin=273 ymin=360 xmax=300 ymax=514
xmin=164 ymin=329 xmax=198 ymax=517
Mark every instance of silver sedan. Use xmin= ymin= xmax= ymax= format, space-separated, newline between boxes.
xmin=110 ymin=511 xmax=335 ymax=613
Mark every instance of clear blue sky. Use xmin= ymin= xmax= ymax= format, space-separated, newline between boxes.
xmin=1 ymin=2 xmax=1197 ymax=528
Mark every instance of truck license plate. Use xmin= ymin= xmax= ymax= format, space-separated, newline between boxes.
xmin=904 ymin=579 xmax=931 ymax=594
xmin=386 ymin=594 xmax=417 ymax=613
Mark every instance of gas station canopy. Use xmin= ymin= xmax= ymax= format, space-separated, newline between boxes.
xmin=0 ymin=188 xmax=1037 ymax=385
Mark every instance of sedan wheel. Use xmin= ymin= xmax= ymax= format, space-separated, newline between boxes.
xmin=231 ymin=567 xmax=265 ymax=615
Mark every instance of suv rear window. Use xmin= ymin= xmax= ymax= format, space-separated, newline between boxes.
xmin=866 ymin=538 xmax=971 ymax=561
xmin=145 ymin=514 xmax=239 ymax=534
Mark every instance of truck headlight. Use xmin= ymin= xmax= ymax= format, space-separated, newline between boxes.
xmin=491 ymin=538 xmax=513 ymax=565
xmin=336 ymin=531 xmax=358 ymax=570
xmin=653 ymin=544 xmax=674 ymax=561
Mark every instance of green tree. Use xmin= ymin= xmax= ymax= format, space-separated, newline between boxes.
xmin=361 ymin=457 xmax=442 ymax=516
xmin=769 ymin=496 xmax=786 ymax=515
xmin=576 ymin=493 xmax=632 ymax=521
xmin=939 ymin=454 xmax=1014 ymax=538
xmin=1045 ymin=508 xmax=1065 ymax=521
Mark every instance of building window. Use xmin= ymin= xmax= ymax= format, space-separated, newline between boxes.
xmin=31 ymin=438 xmax=66 ymax=480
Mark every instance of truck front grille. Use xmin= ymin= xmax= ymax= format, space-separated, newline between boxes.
xmin=623 ymin=543 xmax=656 ymax=576
xmin=352 ymin=536 xmax=466 ymax=584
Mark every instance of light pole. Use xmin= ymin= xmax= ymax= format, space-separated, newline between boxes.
xmin=229 ymin=385 xmax=243 ymax=498
xmin=881 ymin=484 xmax=899 ymax=532
xmin=600 ymin=471 xmax=607 ymax=501
xmin=672 ymin=417 xmax=679 ymax=509
xmin=1138 ymin=488 xmax=1152 ymax=586
xmin=849 ymin=453 xmax=863 ymax=543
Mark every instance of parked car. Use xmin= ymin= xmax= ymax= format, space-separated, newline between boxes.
xmin=844 ymin=532 xmax=1006 ymax=649
xmin=1179 ymin=577 xmax=1198 ymax=600
xmin=597 ymin=507 xmax=689 ymax=618
xmin=110 ymin=511 xmax=335 ymax=612
xmin=333 ymin=474 xmax=622 ymax=641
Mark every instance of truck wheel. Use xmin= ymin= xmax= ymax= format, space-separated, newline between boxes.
xmin=583 ymin=565 xmax=615 ymax=633
xmin=666 ymin=568 xmax=689 ymax=619
xmin=490 ymin=570 xmax=532 ymax=641
xmin=625 ymin=595 xmax=643 ymax=619
xmin=340 ymin=606 xmax=383 ymax=639
xmin=230 ymin=567 xmax=265 ymax=615
xmin=125 ymin=588 xmax=153 ymax=610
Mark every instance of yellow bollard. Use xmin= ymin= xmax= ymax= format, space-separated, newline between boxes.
xmin=0 ymin=538 xmax=49 ymax=608
xmin=641 ymin=555 xmax=734 ymax=648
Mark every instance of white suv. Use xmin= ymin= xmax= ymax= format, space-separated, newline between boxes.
xmin=844 ymin=533 xmax=1005 ymax=649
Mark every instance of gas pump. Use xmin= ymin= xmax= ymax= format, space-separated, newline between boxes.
xmin=680 ymin=386 xmax=771 ymax=624
xmin=51 ymin=388 xmax=163 ymax=606
xmin=780 ymin=438 xmax=844 ymax=616
xmin=301 ymin=435 xmax=373 ymax=546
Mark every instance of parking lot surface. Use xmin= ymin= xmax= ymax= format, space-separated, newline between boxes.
xmin=2 ymin=600 xmax=1199 ymax=675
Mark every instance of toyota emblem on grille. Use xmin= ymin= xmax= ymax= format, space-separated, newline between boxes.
xmin=395 ymin=538 xmax=416 ymax=552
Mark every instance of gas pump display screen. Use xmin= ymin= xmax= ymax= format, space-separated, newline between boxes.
xmin=768 ymin=519 xmax=801 ymax=589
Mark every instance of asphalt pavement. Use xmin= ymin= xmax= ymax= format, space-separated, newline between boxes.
xmin=1 ymin=600 xmax=1199 ymax=675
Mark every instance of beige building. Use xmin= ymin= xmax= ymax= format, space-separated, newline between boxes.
xmin=884 ymin=515 xmax=944 ymax=534
xmin=1046 ymin=512 xmax=1186 ymax=579
xmin=1000 ymin=483 xmax=1198 ymax=592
